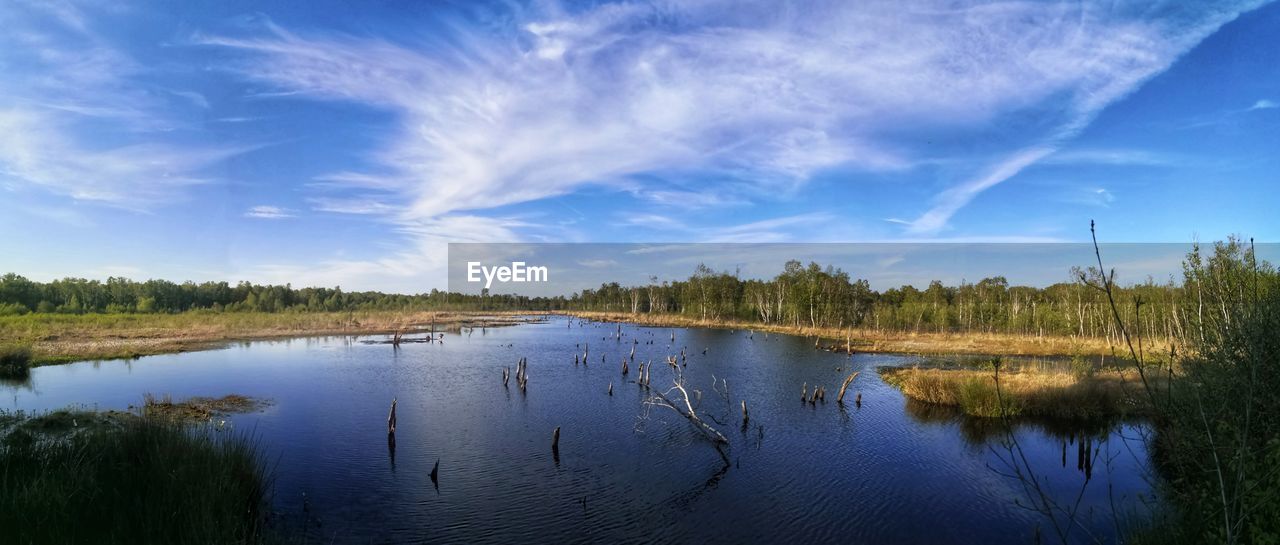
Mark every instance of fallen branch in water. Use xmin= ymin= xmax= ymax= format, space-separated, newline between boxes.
xmin=837 ymin=371 xmax=860 ymax=404
xmin=644 ymin=373 xmax=728 ymax=446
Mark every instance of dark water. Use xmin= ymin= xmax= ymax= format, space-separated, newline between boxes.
xmin=2 ymin=317 xmax=1155 ymax=544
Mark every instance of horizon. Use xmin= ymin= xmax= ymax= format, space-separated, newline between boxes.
xmin=9 ymin=241 xmax=1278 ymax=297
xmin=3 ymin=1 xmax=1278 ymax=292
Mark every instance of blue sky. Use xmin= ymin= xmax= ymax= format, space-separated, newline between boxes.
xmin=1 ymin=0 xmax=1277 ymax=293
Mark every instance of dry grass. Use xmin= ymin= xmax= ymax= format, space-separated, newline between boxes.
xmin=0 ymin=310 xmax=540 ymax=365
xmin=879 ymin=366 xmax=1155 ymax=418
xmin=564 ymin=311 xmax=1157 ymax=357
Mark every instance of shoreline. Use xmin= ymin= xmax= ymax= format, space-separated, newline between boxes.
xmin=4 ymin=308 xmax=1157 ymax=368
xmin=560 ymin=311 xmax=1151 ymax=358
xmin=2 ymin=311 xmax=542 ymax=366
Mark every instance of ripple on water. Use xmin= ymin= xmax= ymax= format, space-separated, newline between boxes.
xmin=3 ymin=318 xmax=1153 ymax=544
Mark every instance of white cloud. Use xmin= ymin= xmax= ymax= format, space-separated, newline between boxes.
xmin=0 ymin=2 xmax=249 ymax=207
xmin=1045 ymin=149 xmax=1181 ymax=167
xmin=622 ymin=213 xmax=686 ymax=230
xmin=1250 ymin=99 xmax=1277 ymax=110
xmin=245 ymin=205 xmax=296 ymax=219
xmin=201 ymin=0 xmax=1264 ymax=245
xmin=0 ymin=109 xmax=240 ymax=207
xmin=633 ymin=189 xmax=750 ymax=210
xmin=577 ymin=259 xmax=619 ymax=269
xmin=309 ymin=197 xmax=397 ymax=215
xmin=1094 ymin=188 xmax=1117 ymax=206
xmin=706 ymin=212 xmax=836 ymax=243
xmin=905 ymin=147 xmax=1054 ymax=235
xmin=239 ymin=214 xmax=530 ymax=291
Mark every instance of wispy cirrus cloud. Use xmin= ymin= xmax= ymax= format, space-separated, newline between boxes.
xmin=905 ymin=147 xmax=1055 ymax=235
xmin=1248 ymin=99 xmax=1277 ymax=111
xmin=897 ymin=2 xmax=1267 ymax=235
xmin=1044 ymin=149 xmax=1184 ymax=167
xmin=0 ymin=1 xmax=249 ymax=208
xmin=632 ymin=189 xmax=751 ymax=211
xmin=1176 ymin=97 xmax=1279 ymax=130
xmin=242 ymin=214 xmax=530 ymax=291
xmin=198 ymin=0 xmax=1265 ymax=245
xmin=308 ymin=197 xmax=397 ymax=215
xmin=245 ymin=205 xmax=295 ymax=219
xmin=706 ymin=212 xmax=838 ymax=243
xmin=0 ymin=109 xmax=242 ymax=207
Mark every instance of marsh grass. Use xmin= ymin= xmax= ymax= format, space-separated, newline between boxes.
xmin=880 ymin=364 xmax=1153 ymax=419
xmin=143 ymin=393 xmax=270 ymax=421
xmin=0 ymin=342 xmax=32 ymax=379
xmin=0 ymin=410 xmax=272 ymax=544
xmin=568 ymin=310 xmax=1145 ymax=357
xmin=0 ymin=310 xmax=532 ymax=365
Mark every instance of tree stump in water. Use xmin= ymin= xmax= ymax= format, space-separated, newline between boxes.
xmin=387 ymin=398 xmax=397 ymax=434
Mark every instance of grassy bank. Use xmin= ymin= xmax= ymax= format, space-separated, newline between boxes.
xmin=879 ymin=363 xmax=1154 ymax=419
xmin=565 ymin=310 xmax=1142 ymax=357
xmin=5 ymin=307 xmax=1140 ymax=366
xmin=0 ymin=409 xmax=271 ymax=544
xmin=0 ymin=310 xmax=536 ymax=366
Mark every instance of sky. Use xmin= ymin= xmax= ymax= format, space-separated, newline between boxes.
xmin=1 ymin=0 xmax=1277 ymax=293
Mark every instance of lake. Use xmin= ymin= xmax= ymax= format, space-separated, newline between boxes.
xmin=1 ymin=316 xmax=1154 ymax=544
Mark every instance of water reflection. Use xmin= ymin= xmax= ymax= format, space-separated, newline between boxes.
xmin=903 ymin=398 xmax=1130 ymax=451
xmin=0 ymin=375 xmax=32 ymax=391
xmin=2 ymin=317 xmax=1154 ymax=544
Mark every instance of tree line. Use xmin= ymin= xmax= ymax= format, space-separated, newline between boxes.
xmin=1 ymin=240 xmax=1255 ymax=343
xmin=0 ymin=274 xmax=557 ymax=315
xmin=562 ymin=248 xmax=1238 ymax=343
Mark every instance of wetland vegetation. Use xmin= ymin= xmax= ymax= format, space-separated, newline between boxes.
xmin=1 ymin=236 xmax=1275 ymax=544
xmin=1 ymin=404 xmax=271 ymax=544
xmin=879 ymin=362 xmax=1154 ymax=419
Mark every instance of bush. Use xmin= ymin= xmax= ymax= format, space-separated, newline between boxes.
xmin=0 ymin=343 xmax=32 ymax=379
xmin=956 ymin=376 xmax=1021 ymax=417
xmin=1141 ymin=239 xmax=1280 ymax=544
xmin=1070 ymin=353 xmax=1094 ymax=380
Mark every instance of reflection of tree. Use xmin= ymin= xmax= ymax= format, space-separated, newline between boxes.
xmin=0 ymin=375 xmax=34 ymax=390
xmin=903 ymin=398 xmax=1124 ymax=448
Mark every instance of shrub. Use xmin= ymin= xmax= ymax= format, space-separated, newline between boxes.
xmin=0 ymin=343 xmax=32 ymax=379
xmin=0 ymin=303 xmax=28 ymax=316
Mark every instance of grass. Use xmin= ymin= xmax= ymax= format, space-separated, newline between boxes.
xmin=0 ymin=310 xmax=536 ymax=366
xmin=879 ymin=363 xmax=1154 ymax=419
xmin=142 ymin=393 xmax=270 ymax=421
xmin=0 ymin=342 xmax=32 ymax=379
xmin=565 ymin=310 xmax=1152 ymax=357
xmin=0 ymin=410 xmax=272 ymax=544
